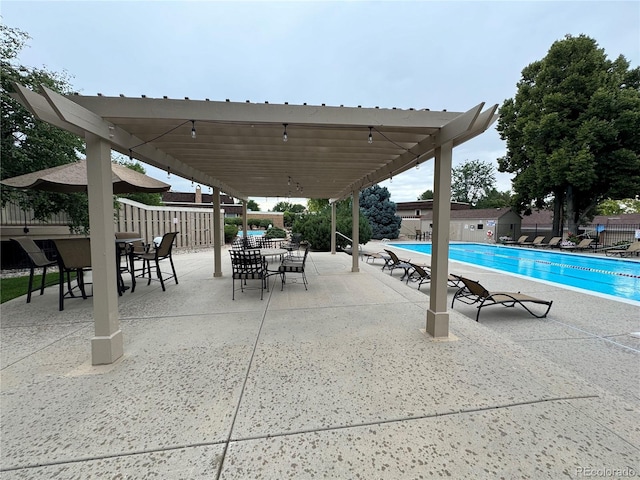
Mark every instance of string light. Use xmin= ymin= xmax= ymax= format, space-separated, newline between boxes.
xmin=282 ymin=123 xmax=288 ymax=142
xmin=129 ymin=149 xmax=133 ymax=161
xmin=368 ymin=127 xmax=373 ymax=144
xmin=191 ymin=120 xmax=196 ymax=139
xmin=167 ymin=166 xmax=171 ymax=179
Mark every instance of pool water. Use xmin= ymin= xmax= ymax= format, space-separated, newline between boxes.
xmin=237 ymin=230 xmax=264 ymax=237
xmin=390 ymin=242 xmax=640 ymax=303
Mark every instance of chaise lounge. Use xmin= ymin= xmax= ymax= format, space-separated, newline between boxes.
xmin=605 ymin=242 xmax=640 ymax=257
xmin=451 ymin=276 xmax=553 ymax=322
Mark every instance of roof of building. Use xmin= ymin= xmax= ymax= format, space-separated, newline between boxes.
xmin=395 ymin=200 xmax=470 ymax=211
xmin=520 ymin=210 xmax=640 ymax=226
xmin=419 ymin=207 xmax=517 ymax=221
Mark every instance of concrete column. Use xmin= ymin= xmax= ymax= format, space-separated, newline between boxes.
xmin=426 ymin=141 xmax=453 ymax=338
xmin=351 ymin=191 xmax=360 ymax=273
xmin=331 ymin=202 xmax=337 ymax=254
xmin=212 ymin=188 xmax=222 ymax=277
xmin=86 ymin=133 xmax=123 ymax=365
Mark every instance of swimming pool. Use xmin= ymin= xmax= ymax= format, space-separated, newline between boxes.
xmin=389 ymin=243 xmax=640 ymax=303
xmin=237 ymin=230 xmax=264 ymax=237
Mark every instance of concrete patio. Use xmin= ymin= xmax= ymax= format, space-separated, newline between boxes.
xmin=1 ymin=245 xmax=638 ymax=478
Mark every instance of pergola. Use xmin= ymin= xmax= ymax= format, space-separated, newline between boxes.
xmin=13 ymin=84 xmax=498 ymax=365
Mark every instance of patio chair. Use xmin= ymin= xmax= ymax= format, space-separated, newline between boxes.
xmin=53 ymin=238 xmax=93 ymax=311
xmin=605 ymin=241 xmax=640 ymax=257
xmin=451 ymin=276 xmax=553 ymax=322
xmin=278 ymin=244 xmax=310 ymax=290
xmin=131 ymin=232 xmax=179 ymax=291
xmin=560 ymin=238 xmax=594 ymax=252
xmin=282 ymin=233 xmax=302 ymax=257
xmin=11 ymin=237 xmax=57 ymax=303
xmin=382 ymin=249 xmax=412 ymax=279
xmin=230 ymin=249 xmax=268 ymax=299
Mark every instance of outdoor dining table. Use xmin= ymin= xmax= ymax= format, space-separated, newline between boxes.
xmin=259 ymin=248 xmax=288 ymax=279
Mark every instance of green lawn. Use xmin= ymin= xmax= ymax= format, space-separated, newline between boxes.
xmin=1 ymin=273 xmax=60 ymax=304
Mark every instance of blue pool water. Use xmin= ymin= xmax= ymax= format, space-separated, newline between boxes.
xmin=237 ymin=230 xmax=264 ymax=237
xmin=390 ymin=243 xmax=640 ymax=303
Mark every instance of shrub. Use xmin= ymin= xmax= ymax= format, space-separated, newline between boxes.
xmin=224 ymin=224 xmax=238 ymax=243
xmin=292 ymin=201 xmax=372 ymax=251
xmin=265 ymin=226 xmax=286 ymax=239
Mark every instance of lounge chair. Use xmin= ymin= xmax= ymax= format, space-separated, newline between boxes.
xmin=605 ymin=242 xmax=640 ymax=257
xmin=382 ymin=249 xmax=412 ymax=279
xmin=535 ymin=236 xmax=562 ymax=248
xmin=362 ymin=251 xmax=385 ymax=264
xmin=560 ymin=238 xmax=594 ymax=252
xmin=521 ymin=236 xmax=546 ymax=247
xmin=451 ymin=276 xmax=553 ymax=322
xmin=404 ymin=264 xmax=462 ymax=290
xmin=504 ymin=235 xmax=529 ymax=246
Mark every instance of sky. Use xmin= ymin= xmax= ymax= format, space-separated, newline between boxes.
xmin=3 ymin=1 xmax=639 ymax=211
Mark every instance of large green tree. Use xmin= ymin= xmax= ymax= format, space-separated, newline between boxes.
xmin=1 ymin=25 xmax=89 ymax=232
xmin=451 ymin=159 xmax=496 ymax=206
xmin=497 ymin=34 xmax=640 ymax=235
xmin=359 ymin=185 xmax=402 ymax=239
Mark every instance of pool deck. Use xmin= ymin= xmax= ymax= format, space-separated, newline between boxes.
xmin=1 ymin=243 xmax=638 ymax=478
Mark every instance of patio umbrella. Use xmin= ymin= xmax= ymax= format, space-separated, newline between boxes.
xmin=1 ymin=160 xmax=170 ymax=194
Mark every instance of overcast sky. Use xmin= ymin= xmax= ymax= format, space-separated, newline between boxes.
xmin=3 ymin=1 xmax=639 ymax=210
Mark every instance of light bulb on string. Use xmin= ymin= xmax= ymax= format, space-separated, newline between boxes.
xmin=191 ymin=120 xmax=196 ymax=139
xmin=167 ymin=166 xmax=171 ymax=179
xmin=283 ymin=123 xmax=288 ymax=142
xmin=368 ymin=127 xmax=373 ymax=144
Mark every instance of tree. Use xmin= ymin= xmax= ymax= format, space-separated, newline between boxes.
xmin=596 ymin=198 xmax=640 ymax=215
xmin=418 ymin=190 xmax=434 ymax=200
xmin=272 ymin=201 xmax=305 ymax=213
xmin=474 ymin=188 xmax=513 ymax=209
xmin=115 ymin=158 xmax=163 ymax=206
xmin=450 ymin=159 xmax=496 ymax=206
xmin=307 ymin=198 xmax=329 ymax=213
xmin=246 ymin=199 xmax=260 ymax=211
xmin=1 ymin=25 xmax=88 ymax=233
xmin=497 ymin=34 xmax=640 ymax=235
xmin=359 ymin=185 xmax=402 ymax=239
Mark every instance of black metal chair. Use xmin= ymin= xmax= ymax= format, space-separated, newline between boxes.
xmin=11 ymin=237 xmax=57 ymax=303
xmin=278 ymin=244 xmax=310 ymax=291
xmin=131 ymin=232 xmax=179 ymax=291
xmin=230 ymin=249 xmax=268 ymax=300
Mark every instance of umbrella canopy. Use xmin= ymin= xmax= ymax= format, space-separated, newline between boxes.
xmin=1 ymin=160 xmax=170 ymax=194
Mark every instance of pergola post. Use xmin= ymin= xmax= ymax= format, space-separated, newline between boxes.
xmin=86 ymin=133 xmax=123 ymax=365
xmin=351 ymin=191 xmax=359 ymax=272
xmin=426 ymin=141 xmax=453 ymax=338
xmin=212 ymin=188 xmax=222 ymax=277
xmin=331 ymin=202 xmax=336 ymax=255
xmin=242 ymin=202 xmax=248 ymax=238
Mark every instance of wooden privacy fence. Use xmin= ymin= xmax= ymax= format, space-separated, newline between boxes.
xmin=116 ymin=198 xmax=223 ymax=249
